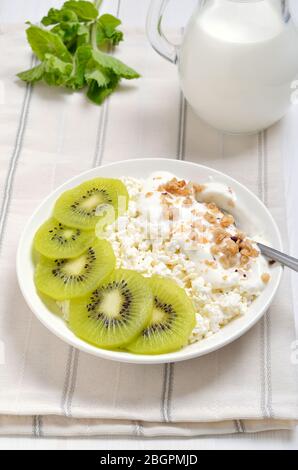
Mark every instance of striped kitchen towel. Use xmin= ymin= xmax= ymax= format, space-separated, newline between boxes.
xmin=0 ymin=23 xmax=297 ymax=437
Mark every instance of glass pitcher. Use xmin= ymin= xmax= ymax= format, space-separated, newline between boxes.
xmin=147 ymin=0 xmax=298 ymax=133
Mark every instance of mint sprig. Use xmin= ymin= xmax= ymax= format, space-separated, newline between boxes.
xmin=17 ymin=0 xmax=140 ymax=105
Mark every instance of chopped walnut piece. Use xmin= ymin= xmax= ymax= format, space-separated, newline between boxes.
xmin=145 ymin=192 xmax=153 ymax=198
xmin=204 ymin=212 xmax=216 ymax=224
xmin=236 ymin=231 xmax=245 ymax=241
xmin=220 ymin=214 xmax=234 ymax=228
xmin=239 ymin=240 xmax=259 ymax=258
xmin=261 ymin=273 xmax=271 ymax=284
xmin=166 ymin=263 xmax=174 ymax=270
xmin=205 ymin=260 xmax=216 ymax=268
xmin=169 ymin=207 xmax=178 ymax=221
xmin=213 ymin=228 xmax=229 ymax=244
xmin=222 ymin=254 xmax=237 ymax=269
xmin=163 ymin=206 xmax=176 ymax=221
xmin=189 ymin=231 xmax=198 ymax=242
xmin=239 ymin=240 xmax=250 ymax=250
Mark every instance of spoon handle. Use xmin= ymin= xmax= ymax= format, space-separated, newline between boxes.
xmin=257 ymin=243 xmax=298 ymax=272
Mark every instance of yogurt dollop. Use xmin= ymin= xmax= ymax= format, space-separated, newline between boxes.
xmin=138 ymin=173 xmax=269 ymax=292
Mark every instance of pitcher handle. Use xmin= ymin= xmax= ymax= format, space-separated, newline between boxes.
xmin=146 ymin=0 xmax=178 ymax=64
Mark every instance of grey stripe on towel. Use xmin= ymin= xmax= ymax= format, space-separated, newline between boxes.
xmin=161 ymin=91 xmax=187 ymax=423
xmin=258 ymin=130 xmax=274 ymax=420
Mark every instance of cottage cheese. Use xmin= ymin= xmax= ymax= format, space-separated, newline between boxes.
xmin=100 ymin=173 xmax=271 ymax=344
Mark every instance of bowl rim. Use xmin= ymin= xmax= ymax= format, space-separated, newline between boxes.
xmin=16 ymin=158 xmax=283 ymax=364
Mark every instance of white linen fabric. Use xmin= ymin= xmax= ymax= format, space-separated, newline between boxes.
xmin=0 ymin=23 xmax=297 ymax=437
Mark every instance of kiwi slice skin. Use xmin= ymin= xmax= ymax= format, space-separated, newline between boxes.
xmin=53 ymin=178 xmax=129 ymax=230
xmin=126 ymin=276 xmax=196 ymax=355
xmin=34 ymin=239 xmax=116 ymax=300
xmin=69 ymin=269 xmax=153 ymax=349
xmin=34 ymin=218 xmax=95 ymax=259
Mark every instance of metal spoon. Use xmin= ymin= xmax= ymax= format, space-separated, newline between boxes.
xmin=257 ymin=243 xmax=298 ymax=272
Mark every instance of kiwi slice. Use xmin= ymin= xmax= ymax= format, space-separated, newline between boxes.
xmin=69 ymin=269 xmax=153 ymax=349
xmin=34 ymin=218 xmax=95 ymax=259
xmin=53 ymin=178 xmax=129 ymax=230
xmin=126 ymin=276 xmax=196 ymax=355
xmin=34 ymin=239 xmax=115 ymax=300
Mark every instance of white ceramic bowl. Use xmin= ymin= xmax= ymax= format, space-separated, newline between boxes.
xmin=17 ymin=158 xmax=283 ymax=364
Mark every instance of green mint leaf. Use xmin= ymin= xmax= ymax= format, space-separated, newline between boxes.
xmin=63 ymin=1 xmax=98 ymax=21
xmin=87 ymin=75 xmax=119 ymax=105
xmin=41 ymin=8 xmax=61 ymax=25
xmin=92 ymin=49 xmax=140 ymax=79
xmin=43 ymin=53 xmax=73 ymax=86
xmin=17 ymin=63 xmax=45 ymax=83
xmin=17 ymin=54 xmax=73 ymax=87
xmin=50 ymin=21 xmax=89 ymax=53
xmin=26 ymin=25 xmax=73 ymax=63
xmin=108 ymin=30 xmax=123 ymax=47
xmin=85 ymin=68 xmax=110 ymax=88
xmin=41 ymin=7 xmax=78 ymax=26
xmin=66 ymin=44 xmax=92 ymax=89
xmin=18 ymin=2 xmax=140 ymax=106
xmin=96 ymin=14 xmax=124 ymax=47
